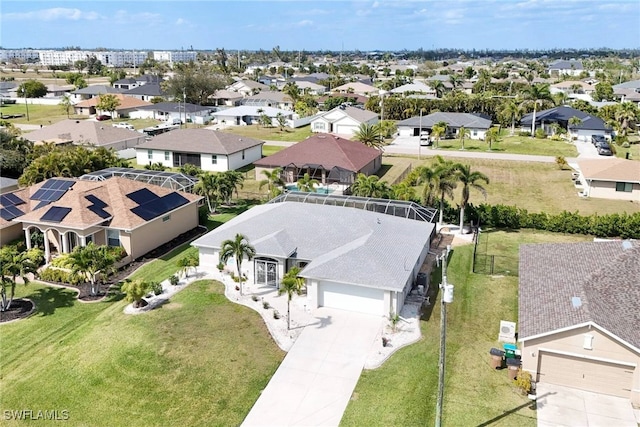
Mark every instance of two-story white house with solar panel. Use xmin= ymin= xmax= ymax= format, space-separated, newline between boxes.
xmin=0 ymin=175 xmax=202 ymax=263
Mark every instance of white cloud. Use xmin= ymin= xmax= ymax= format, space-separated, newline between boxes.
xmin=176 ymin=18 xmax=188 ymax=25
xmin=113 ymin=10 xmax=163 ymax=25
xmin=295 ymin=20 xmax=313 ymax=27
xmin=3 ymin=8 xmax=101 ymax=21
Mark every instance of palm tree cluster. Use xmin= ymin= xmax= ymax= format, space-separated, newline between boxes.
xmin=194 ymin=170 xmax=245 ymax=213
xmin=0 ymin=247 xmax=43 ymax=312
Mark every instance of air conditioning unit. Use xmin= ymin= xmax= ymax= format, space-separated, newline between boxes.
xmin=498 ymin=320 xmax=516 ymax=343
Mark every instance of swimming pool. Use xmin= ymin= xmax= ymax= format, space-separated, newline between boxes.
xmin=286 ymin=184 xmax=333 ymax=194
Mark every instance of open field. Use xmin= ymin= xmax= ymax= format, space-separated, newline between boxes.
xmin=342 ymin=229 xmax=590 ymax=426
xmin=0 ymin=280 xmax=283 ymax=427
xmin=614 ymin=136 xmax=640 ymax=160
xmin=381 ymin=155 xmax=640 ymax=215
xmin=1 ymin=103 xmax=85 ymax=126
xmin=434 ymin=134 xmax=578 ymax=157
xmin=221 ymin=125 xmax=312 ymax=142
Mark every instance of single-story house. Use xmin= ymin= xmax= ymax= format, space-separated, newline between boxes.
xmin=209 ymin=90 xmax=244 ymax=107
xmin=191 ymin=199 xmax=435 ymax=316
xmin=23 ymin=119 xmax=146 ymax=151
xmin=396 ymin=112 xmax=492 ymax=139
xmin=210 ymin=105 xmax=293 ymax=127
xmin=130 ymin=102 xmax=213 ymax=124
xmin=548 ymin=60 xmax=584 ymax=77
xmin=45 ymin=84 xmax=75 ymax=98
xmin=135 ymin=128 xmax=263 ymax=172
xmin=71 ymin=85 xmax=122 ymax=102
xmin=332 ymin=82 xmax=379 ymax=97
xmin=577 ymin=158 xmax=640 ymax=202
xmin=520 ymin=106 xmax=611 ymax=141
xmin=519 ymin=241 xmax=640 ymax=404
xmin=390 ymin=81 xmax=436 ymax=96
xmin=317 ymin=93 xmax=368 ymax=109
xmin=73 ymin=94 xmax=152 ymax=118
xmin=550 ymin=80 xmax=595 ymax=95
xmin=310 ymin=105 xmax=378 ymax=136
xmin=122 ymin=84 xmax=167 ymax=102
xmin=241 ymin=91 xmax=294 ymax=111
xmin=227 ymin=79 xmax=269 ymax=96
xmin=292 ymin=80 xmax=327 ymax=95
xmin=254 ymin=133 xmax=382 ymax=185
xmin=0 ymin=176 xmax=201 ymax=260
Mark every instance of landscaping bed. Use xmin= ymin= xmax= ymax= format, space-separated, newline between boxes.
xmin=0 ymin=299 xmax=35 ymax=323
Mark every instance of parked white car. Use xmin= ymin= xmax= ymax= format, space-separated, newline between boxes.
xmin=113 ymin=122 xmax=135 ymax=130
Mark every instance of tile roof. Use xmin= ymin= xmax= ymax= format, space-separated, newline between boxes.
xmin=333 ymin=82 xmax=379 ymax=94
xmin=243 ymin=91 xmax=293 ymax=103
xmin=74 ymin=94 xmax=152 ymax=110
xmin=519 ymin=241 xmax=640 ymax=349
xmin=254 ymin=133 xmax=380 ymax=172
xmin=9 ymin=177 xmax=200 ymax=230
xmin=23 ymin=119 xmax=144 ymax=146
xmin=192 ymin=202 xmax=433 ymax=291
xmin=578 ymin=158 xmax=640 ymax=183
xmin=136 ymin=129 xmax=264 ymax=155
xmin=397 ymin=112 xmax=492 ymax=129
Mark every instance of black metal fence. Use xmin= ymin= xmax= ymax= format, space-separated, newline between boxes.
xmin=472 ymin=229 xmax=517 ymax=276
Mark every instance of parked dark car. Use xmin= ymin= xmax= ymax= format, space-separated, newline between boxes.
xmin=597 ymin=142 xmax=613 ymax=156
xmin=96 ymin=114 xmax=112 ymax=121
xmin=591 ymin=134 xmax=606 ymax=146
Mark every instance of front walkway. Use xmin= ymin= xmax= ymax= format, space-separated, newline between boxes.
xmin=241 ymin=308 xmax=381 ymax=427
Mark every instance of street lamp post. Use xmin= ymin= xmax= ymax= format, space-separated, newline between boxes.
xmin=435 ymin=245 xmax=453 ymax=427
xmin=379 ymin=89 xmax=387 ymax=147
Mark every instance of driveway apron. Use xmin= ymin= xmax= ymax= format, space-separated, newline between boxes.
xmin=242 ymin=308 xmax=381 ymax=427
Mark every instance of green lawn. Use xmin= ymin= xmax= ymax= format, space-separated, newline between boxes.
xmin=342 ymin=229 xmax=590 ymax=427
xmin=435 ymin=135 xmax=578 ymax=157
xmin=1 ymin=103 xmax=85 ymax=126
xmin=0 ymin=280 xmax=284 ymax=426
xmin=221 ymin=125 xmax=312 ymax=142
xmin=614 ymin=136 xmax=640 ymax=161
xmin=262 ymin=144 xmax=287 ymax=156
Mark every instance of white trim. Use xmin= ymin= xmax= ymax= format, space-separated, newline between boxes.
xmin=538 ymin=348 xmax=637 ymax=368
xmin=519 ymin=321 xmax=640 ymax=354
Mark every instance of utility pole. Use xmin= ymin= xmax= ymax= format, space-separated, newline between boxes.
xmin=435 ymin=245 xmax=453 ymax=427
xmin=419 ymin=108 xmax=423 ymax=160
xmin=182 ymin=87 xmax=186 ymax=128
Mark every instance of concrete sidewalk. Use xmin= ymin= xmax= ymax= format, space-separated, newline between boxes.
xmin=241 ymin=308 xmax=381 ymax=427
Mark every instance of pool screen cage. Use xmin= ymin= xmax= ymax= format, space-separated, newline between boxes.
xmin=79 ymin=167 xmax=198 ymax=192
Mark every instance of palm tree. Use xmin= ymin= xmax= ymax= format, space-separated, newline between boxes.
xmin=449 ymin=74 xmax=463 ymax=90
xmin=279 ymin=266 xmax=305 ymax=330
xmin=0 ymin=247 xmax=41 ymax=311
xmin=120 ymin=279 xmax=151 ymax=308
xmin=429 ymin=80 xmax=446 ymax=98
xmin=194 ymin=172 xmax=222 ymax=213
xmin=66 ymin=243 xmax=117 ymax=296
xmin=523 ymin=83 xmax=553 ymax=136
xmin=59 ymin=95 xmax=73 ymax=118
xmin=458 ymin=126 xmax=470 ymax=150
xmin=144 ymin=162 xmax=167 ymax=171
xmin=455 ymin=163 xmax=490 ymax=235
xmin=259 ymin=168 xmax=284 ymax=198
xmin=433 ymin=156 xmax=458 ymax=225
xmin=392 ymin=182 xmax=416 ymax=201
xmin=614 ymin=102 xmax=639 ymax=137
xmin=484 ymin=127 xmax=501 ymax=150
xmin=500 ymin=100 xmax=524 ymax=136
xmin=350 ymin=174 xmax=391 ymax=198
xmin=221 ymin=170 xmax=245 ymax=203
xmin=296 ymin=173 xmax=319 ymax=192
xmin=255 ymin=108 xmax=264 ymax=128
xmin=276 ymin=112 xmax=287 ymax=131
xmin=415 ymin=166 xmax=437 ymax=206
xmin=431 ymin=121 xmax=448 ymax=149
xmin=220 ymin=234 xmax=256 ymax=296
xmin=354 ymin=123 xmax=384 ymax=150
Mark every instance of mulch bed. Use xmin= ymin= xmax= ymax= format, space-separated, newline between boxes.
xmin=0 ymin=299 xmax=35 ymax=323
xmin=40 ymin=226 xmax=207 ymax=302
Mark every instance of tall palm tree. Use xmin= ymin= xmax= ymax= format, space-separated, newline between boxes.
xmin=458 ymin=126 xmax=470 ymax=150
xmin=221 ymin=170 xmax=245 ymax=203
xmin=66 ymin=243 xmax=117 ymax=296
xmin=259 ymin=167 xmax=284 ymax=198
xmin=194 ymin=172 xmax=222 ymax=213
xmin=279 ymin=266 xmax=305 ymax=330
xmin=59 ymin=95 xmax=73 ymax=118
xmin=296 ymin=173 xmax=319 ymax=192
xmin=415 ymin=166 xmax=437 ymax=206
xmin=433 ymin=156 xmax=458 ymax=225
xmin=431 ymin=121 xmax=448 ymax=149
xmin=614 ymin=102 xmax=639 ymax=137
xmin=500 ymin=100 xmax=524 ymax=136
xmin=354 ymin=123 xmax=384 ymax=150
xmin=523 ymin=83 xmax=553 ymax=135
xmin=220 ymin=234 xmax=256 ymax=296
xmin=429 ymin=80 xmax=446 ymax=98
xmin=455 ymin=163 xmax=490 ymax=235
xmin=484 ymin=127 xmax=501 ymax=150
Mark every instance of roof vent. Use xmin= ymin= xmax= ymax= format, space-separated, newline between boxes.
xmin=622 ymin=240 xmax=633 ymax=250
xmin=571 ymin=297 xmax=582 ymax=308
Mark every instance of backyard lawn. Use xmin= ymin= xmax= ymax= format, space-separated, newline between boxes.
xmin=434 ymin=134 xmax=578 ymax=157
xmin=1 ymin=103 xmax=84 ymax=125
xmin=0 ymin=280 xmax=284 ymax=426
xmin=341 ymin=229 xmax=591 ymax=427
xmin=221 ymin=124 xmax=312 ymax=142
xmin=381 ymin=155 xmax=640 ymax=216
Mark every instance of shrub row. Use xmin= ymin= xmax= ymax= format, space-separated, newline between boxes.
xmin=465 ymin=203 xmax=640 ymax=239
xmin=39 ymin=267 xmax=84 ymax=285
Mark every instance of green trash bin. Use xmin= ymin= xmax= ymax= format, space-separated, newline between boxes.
xmin=503 ymin=343 xmax=517 ymax=359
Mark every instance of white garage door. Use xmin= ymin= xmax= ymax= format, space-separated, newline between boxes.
xmin=538 ymin=352 xmax=634 ymax=398
xmin=318 ymin=281 xmax=384 ymax=315
xmin=335 ymin=124 xmax=356 ymax=135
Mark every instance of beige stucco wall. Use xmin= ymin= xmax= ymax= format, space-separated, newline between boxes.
xmin=359 ymin=155 xmax=382 ymax=176
xmin=521 ymin=325 xmax=640 ymax=404
xmin=0 ymin=223 xmax=23 ymax=246
xmin=585 ymin=180 xmax=640 ymax=202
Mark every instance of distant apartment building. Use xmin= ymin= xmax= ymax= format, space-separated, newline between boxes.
xmin=0 ymin=49 xmax=41 ymax=63
xmin=37 ymin=50 xmax=148 ymax=67
xmin=153 ymin=51 xmax=197 ymax=63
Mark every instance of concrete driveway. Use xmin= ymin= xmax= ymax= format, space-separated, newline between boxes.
xmin=536 ymin=383 xmax=638 ymax=427
xmin=242 ymin=308 xmax=381 ymax=427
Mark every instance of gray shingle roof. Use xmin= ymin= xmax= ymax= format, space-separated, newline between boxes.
xmin=136 ymin=129 xmax=263 ymax=155
xmin=520 ymin=106 xmax=611 ymax=131
xmin=519 ymin=241 xmax=640 ymax=349
xmin=192 ymin=202 xmax=433 ymax=291
xmin=397 ymin=112 xmax=492 ymax=129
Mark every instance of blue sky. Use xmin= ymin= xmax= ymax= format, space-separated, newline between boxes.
xmin=1 ymin=1 xmax=639 ymax=51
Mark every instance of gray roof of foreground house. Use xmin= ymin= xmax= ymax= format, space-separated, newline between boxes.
xmin=397 ymin=112 xmax=492 ymax=129
xmin=192 ymin=202 xmax=433 ymax=292
xmin=519 ymin=241 xmax=640 ymax=349
xmin=136 ymin=128 xmax=263 ymax=155
xmin=520 ymin=106 xmax=611 ymax=131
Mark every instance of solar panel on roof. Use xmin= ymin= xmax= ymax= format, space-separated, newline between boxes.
xmin=40 ymin=206 xmax=72 ymax=222
xmin=0 ymin=205 xmax=25 ymax=221
xmin=0 ymin=193 xmax=25 ymax=207
xmin=88 ymin=205 xmax=111 ymax=219
xmin=85 ymin=194 xmax=107 ymax=208
xmin=40 ymin=179 xmax=74 ymax=191
xmin=126 ymin=188 xmax=159 ymax=205
xmin=131 ymin=192 xmax=189 ymax=221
